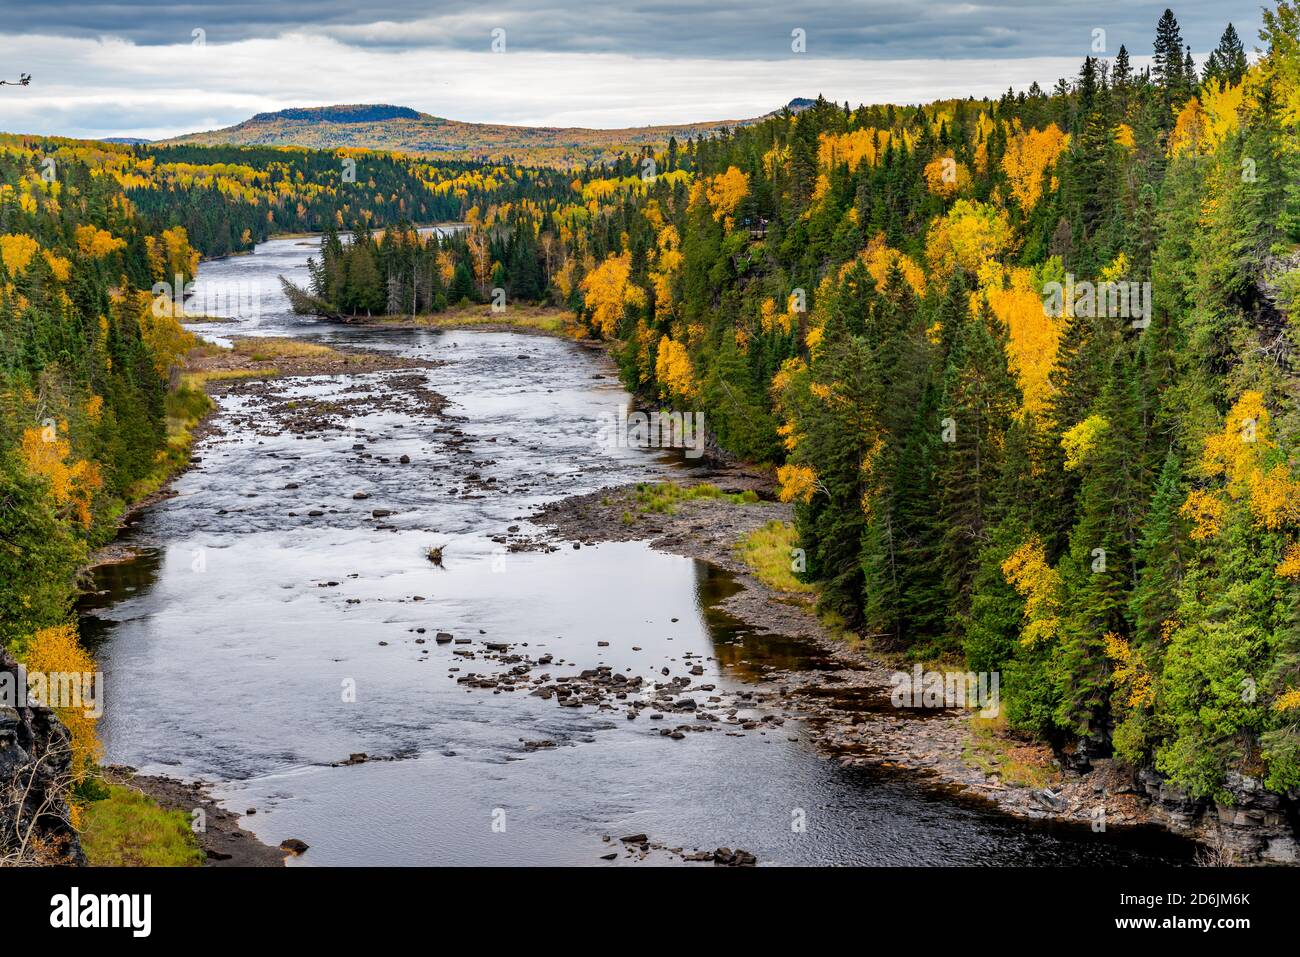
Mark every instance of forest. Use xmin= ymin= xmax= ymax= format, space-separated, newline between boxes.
xmin=3 ymin=3 xmax=1300 ymax=821
xmin=569 ymin=7 xmax=1300 ymax=799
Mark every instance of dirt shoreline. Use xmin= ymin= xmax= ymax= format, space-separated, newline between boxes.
xmin=103 ymin=767 xmax=285 ymax=866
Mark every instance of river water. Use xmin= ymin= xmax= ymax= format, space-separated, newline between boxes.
xmin=78 ymin=236 xmax=1194 ymax=866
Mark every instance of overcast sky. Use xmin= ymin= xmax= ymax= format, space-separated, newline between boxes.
xmin=0 ymin=1 xmax=1269 ymax=140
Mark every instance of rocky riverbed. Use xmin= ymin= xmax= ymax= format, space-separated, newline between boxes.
xmin=534 ymin=480 xmax=1300 ymax=865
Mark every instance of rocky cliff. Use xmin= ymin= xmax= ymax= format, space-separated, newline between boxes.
xmin=0 ymin=647 xmax=85 ymax=865
xmin=1137 ymin=767 xmax=1300 ymax=865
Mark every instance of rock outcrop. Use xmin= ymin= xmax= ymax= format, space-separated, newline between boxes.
xmin=1138 ymin=767 xmax=1299 ymax=865
xmin=0 ymin=646 xmax=85 ymax=865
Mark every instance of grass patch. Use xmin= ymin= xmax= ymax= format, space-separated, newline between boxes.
xmin=80 ymin=784 xmax=204 ymax=867
xmin=179 ymin=368 xmax=264 ymax=390
xmin=736 ymin=520 xmax=816 ymax=593
xmin=962 ymin=712 xmax=1060 ymax=790
xmin=229 ymin=337 xmax=334 ymax=361
xmin=187 ymin=336 xmax=335 ymax=368
xmin=166 ymin=382 xmax=214 ymax=437
xmin=380 ymin=302 xmax=573 ymax=336
xmin=631 ymin=482 xmax=759 ymax=515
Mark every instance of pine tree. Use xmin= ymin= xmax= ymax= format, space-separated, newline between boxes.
xmin=1114 ymin=44 xmax=1132 ymax=88
xmin=857 ymin=265 xmax=936 ymax=647
xmin=936 ymin=291 xmax=1020 ymax=637
xmin=1130 ymin=450 xmax=1186 ymax=646
xmin=794 ymin=300 xmax=878 ymax=624
xmin=1064 ymin=56 xmax=1118 ymax=272
xmin=1153 ymin=8 xmax=1187 ymax=123
xmin=1052 ymin=368 xmax=1146 ymax=741
xmin=1203 ymin=23 xmax=1248 ymax=85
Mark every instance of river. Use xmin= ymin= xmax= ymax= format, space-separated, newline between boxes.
xmin=78 ymin=236 xmax=1195 ymax=866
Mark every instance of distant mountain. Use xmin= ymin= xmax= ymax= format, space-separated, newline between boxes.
xmin=248 ymin=105 xmax=421 ymax=124
xmin=164 ymin=99 xmax=815 ymax=167
xmin=101 ymin=136 xmax=152 ymax=145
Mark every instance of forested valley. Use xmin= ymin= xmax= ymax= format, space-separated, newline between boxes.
xmin=4 ymin=4 xmax=1300 ymax=857
xmin=283 ymin=8 xmax=1300 ymax=800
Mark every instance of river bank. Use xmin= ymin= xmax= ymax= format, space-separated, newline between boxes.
xmin=74 ymin=336 xmax=445 ymax=866
xmin=533 ymin=479 xmax=1298 ymax=864
xmin=102 ymin=767 xmax=285 ymax=866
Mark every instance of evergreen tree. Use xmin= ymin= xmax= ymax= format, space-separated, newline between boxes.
xmin=1203 ymin=23 xmax=1249 ymax=85
xmin=1153 ymin=8 xmax=1188 ymax=122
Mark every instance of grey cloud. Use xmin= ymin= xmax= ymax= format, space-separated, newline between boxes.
xmin=2 ymin=0 xmax=1268 ymax=59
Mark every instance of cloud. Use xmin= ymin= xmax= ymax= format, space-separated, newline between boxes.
xmin=0 ymin=1 xmax=1266 ymax=58
xmin=0 ymin=1 xmax=1266 ymax=139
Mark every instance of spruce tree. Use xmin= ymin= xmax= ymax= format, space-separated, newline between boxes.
xmin=936 ymin=292 xmax=1020 ymax=636
xmin=1152 ymin=8 xmax=1187 ymax=122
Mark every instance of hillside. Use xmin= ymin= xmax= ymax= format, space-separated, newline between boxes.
xmin=165 ymin=100 xmax=812 ymax=167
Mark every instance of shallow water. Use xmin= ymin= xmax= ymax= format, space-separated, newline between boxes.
xmin=80 ymin=238 xmax=1195 ymax=866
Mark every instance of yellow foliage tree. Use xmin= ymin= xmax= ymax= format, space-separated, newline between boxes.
xmin=0 ymin=232 xmax=41 ymax=274
xmin=923 ymin=153 xmax=971 ymax=197
xmin=654 ymin=336 xmax=698 ymax=399
xmin=705 ymin=166 xmax=749 ymax=230
xmin=579 ymin=251 xmax=645 ymax=337
xmin=1001 ymin=124 xmax=1069 ymax=211
xmin=1201 ymin=390 xmax=1273 ymax=489
xmin=979 ymin=266 xmax=1063 ymax=420
xmin=855 ymin=234 xmax=927 ymax=297
xmin=1001 ymin=537 xmax=1063 ymax=646
xmin=19 ymin=425 xmax=102 ymax=528
xmin=1104 ymin=633 xmax=1155 ymax=708
xmin=44 ymin=250 xmax=72 ymax=281
xmin=136 ymin=291 xmax=198 ymax=377
xmin=925 ymin=199 xmax=1013 ymax=278
xmin=1169 ymin=98 xmax=1206 ymax=157
xmin=759 ymin=297 xmax=795 ymax=335
xmin=1180 ymin=489 xmax=1228 ymax=541
xmin=74 ymin=224 xmax=127 ymax=258
xmin=1170 ymin=80 xmax=1244 ymax=157
xmin=1181 ymin=391 xmax=1300 ymax=565
xmin=777 ymin=464 xmax=817 ymax=503
xmin=818 ymin=128 xmax=888 ymax=172
xmin=23 ymin=624 xmax=101 ymax=782
xmin=649 ymin=225 xmax=683 ymax=318
xmin=1277 ymin=542 xmax=1300 ymax=579
xmin=1061 ymin=415 xmax=1110 ymax=470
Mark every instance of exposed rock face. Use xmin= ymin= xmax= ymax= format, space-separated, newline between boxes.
xmin=0 ymin=647 xmax=85 ymax=865
xmin=1138 ymin=768 xmax=1299 ymax=865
